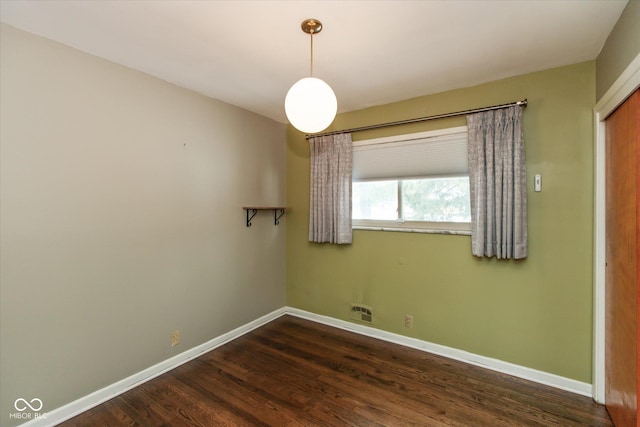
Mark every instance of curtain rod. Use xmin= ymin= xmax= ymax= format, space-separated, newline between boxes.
xmin=305 ymin=99 xmax=528 ymax=139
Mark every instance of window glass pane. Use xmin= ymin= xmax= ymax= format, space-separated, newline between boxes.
xmin=402 ymin=177 xmax=471 ymax=222
xmin=353 ymin=180 xmax=398 ymax=220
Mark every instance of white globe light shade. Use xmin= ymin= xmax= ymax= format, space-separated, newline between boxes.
xmin=285 ymin=77 xmax=337 ymax=133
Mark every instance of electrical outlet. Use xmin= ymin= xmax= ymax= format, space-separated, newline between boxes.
xmin=404 ymin=314 xmax=413 ymax=328
xmin=171 ymin=330 xmax=180 ymax=347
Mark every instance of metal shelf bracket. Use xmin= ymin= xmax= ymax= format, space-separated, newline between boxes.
xmin=243 ymin=207 xmax=287 ymax=227
xmin=246 ymin=208 xmax=258 ymax=227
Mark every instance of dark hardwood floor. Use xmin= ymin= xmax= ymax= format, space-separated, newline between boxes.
xmin=61 ymin=315 xmax=613 ymax=426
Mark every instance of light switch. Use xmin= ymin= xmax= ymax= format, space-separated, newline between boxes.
xmin=534 ymin=174 xmax=542 ymax=192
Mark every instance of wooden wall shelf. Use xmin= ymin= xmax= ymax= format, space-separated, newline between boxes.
xmin=243 ymin=207 xmax=287 ymax=227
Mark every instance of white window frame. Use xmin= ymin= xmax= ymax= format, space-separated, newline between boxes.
xmin=352 ymin=126 xmax=471 ymax=235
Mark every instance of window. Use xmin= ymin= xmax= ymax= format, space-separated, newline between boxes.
xmin=352 ymin=127 xmax=471 ymax=234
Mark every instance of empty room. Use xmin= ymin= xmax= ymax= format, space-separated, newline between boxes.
xmin=1 ymin=1 xmax=639 ymax=426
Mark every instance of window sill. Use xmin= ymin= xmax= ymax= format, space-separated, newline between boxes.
xmin=353 ymin=226 xmax=471 ymax=236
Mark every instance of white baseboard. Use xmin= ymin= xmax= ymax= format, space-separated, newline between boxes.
xmin=285 ymin=307 xmax=593 ymax=397
xmin=20 ymin=307 xmax=287 ymax=427
xmin=21 ymin=305 xmax=592 ymax=426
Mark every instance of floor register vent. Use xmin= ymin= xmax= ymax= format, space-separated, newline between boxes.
xmin=350 ymin=304 xmax=373 ymax=323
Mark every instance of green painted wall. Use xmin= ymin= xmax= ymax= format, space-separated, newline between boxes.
xmin=286 ymin=61 xmax=596 ymax=383
xmin=596 ymin=0 xmax=640 ymax=100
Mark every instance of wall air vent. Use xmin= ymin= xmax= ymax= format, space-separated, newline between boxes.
xmin=350 ymin=304 xmax=373 ymax=323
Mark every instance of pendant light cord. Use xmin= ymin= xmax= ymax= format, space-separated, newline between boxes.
xmin=309 ymin=31 xmax=314 ymax=77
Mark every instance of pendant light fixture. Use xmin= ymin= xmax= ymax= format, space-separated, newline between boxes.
xmin=285 ymin=19 xmax=337 ymax=134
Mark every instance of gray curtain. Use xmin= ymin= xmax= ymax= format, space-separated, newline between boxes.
xmin=466 ymin=106 xmax=527 ymax=259
xmin=308 ymin=133 xmax=353 ymax=244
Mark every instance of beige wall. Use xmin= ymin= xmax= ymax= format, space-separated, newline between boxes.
xmin=0 ymin=23 xmax=286 ymax=425
xmin=596 ymin=0 xmax=640 ymax=100
xmin=287 ymin=61 xmax=596 ymax=383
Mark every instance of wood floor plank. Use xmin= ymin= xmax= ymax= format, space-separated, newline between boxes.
xmin=249 ymin=321 xmax=546 ymax=426
xmin=229 ymin=336 xmax=424 ymax=425
xmin=246 ymin=332 xmax=461 ymax=425
xmin=60 ymin=315 xmax=613 ymax=426
xmin=209 ymin=339 xmax=395 ymax=426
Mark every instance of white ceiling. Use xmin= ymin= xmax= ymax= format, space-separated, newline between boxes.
xmin=0 ymin=1 xmax=628 ymax=124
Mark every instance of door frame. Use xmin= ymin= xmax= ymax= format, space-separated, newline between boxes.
xmin=593 ymin=52 xmax=640 ymax=404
